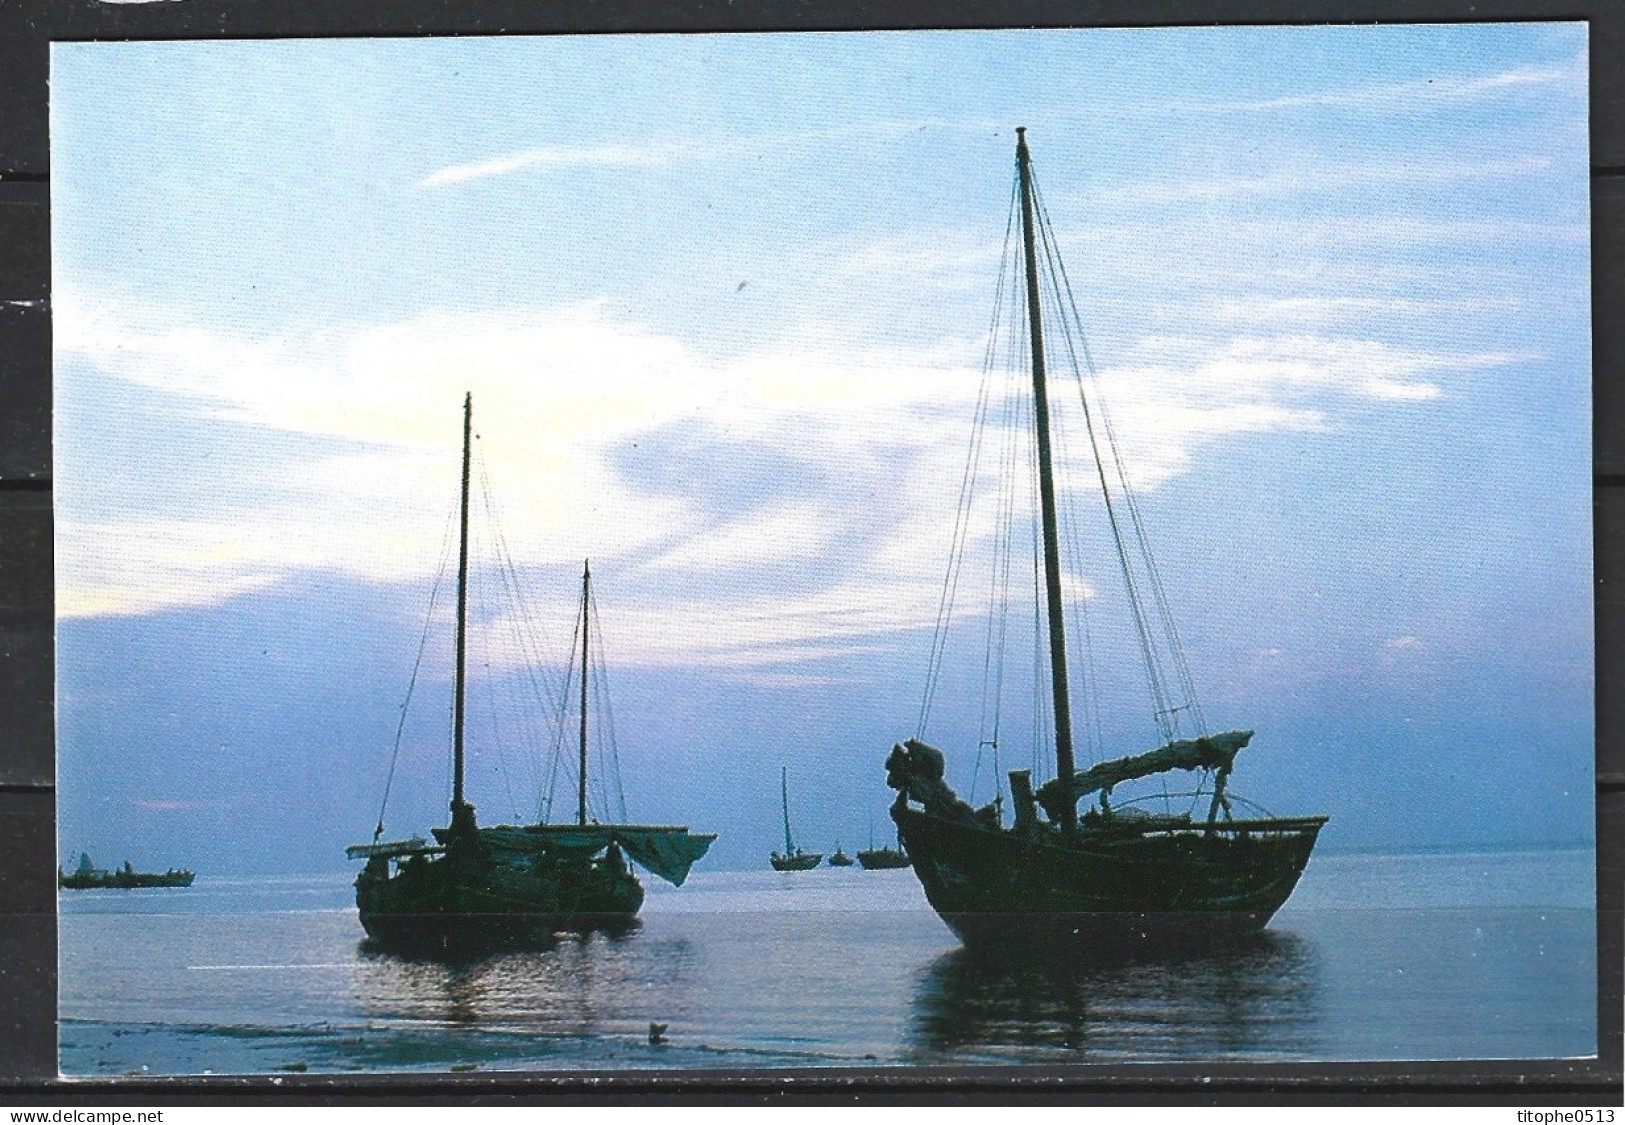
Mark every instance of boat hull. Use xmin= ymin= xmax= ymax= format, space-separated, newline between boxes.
xmin=355 ymin=850 xmax=643 ymax=953
xmin=856 ymin=848 xmax=912 ymax=870
xmin=770 ymin=852 xmax=822 ymax=871
xmin=894 ymin=805 xmax=1323 ymax=954
xmin=59 ymin=870 xmax=195 ymax=889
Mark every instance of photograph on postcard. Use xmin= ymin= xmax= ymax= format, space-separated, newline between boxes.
xmin=51 ymin=25 xmax=1594 ymax=1074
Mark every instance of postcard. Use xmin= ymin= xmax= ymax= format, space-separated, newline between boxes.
xmin=52 ymin=25 xmax=1595 ymax=1075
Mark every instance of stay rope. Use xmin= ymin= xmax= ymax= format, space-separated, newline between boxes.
xmin=372 ymin=498 xmax=458 ymax=842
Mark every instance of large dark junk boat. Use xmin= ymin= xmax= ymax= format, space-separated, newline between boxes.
xmin=885 ymin=130 xmax=1325 ymax=954
xmin=347 ymin=395 xmax=714 ymax=952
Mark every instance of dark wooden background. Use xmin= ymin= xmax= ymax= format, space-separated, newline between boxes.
xmin=0 ymin=0 xmax=1618 ymax=1102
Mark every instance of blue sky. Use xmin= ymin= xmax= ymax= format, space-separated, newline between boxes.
xmin=52 ymin=26 xmax=1592 ymax=873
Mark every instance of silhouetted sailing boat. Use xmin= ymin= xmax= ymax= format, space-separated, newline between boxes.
xmin=347 ymin=394 xmax=714 ymax=950
xmin=58 ymin=853 xmax=194 ymax=889
xmin=828 ymin=842 xmax=855 ymax=867
xmin=857 ymin=820 xmax=911 ymax=870
xmin=885 ymin=130 xmax=1325 ymax=951
xmin=770 ymin=767 xmax=821 ymax=870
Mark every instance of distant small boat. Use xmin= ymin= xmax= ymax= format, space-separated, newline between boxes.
xmin=856 ymin=821 xmax=911 ymax=870
xmin=856 ymin=844 xmax=911 ymax=871
xmin=827 ymin=843 xmax=855 ymax=867
xmin=770 ymin=767 xmax=822 ymax=871
xmin=58 ymin=853 xmax=194 ymax=889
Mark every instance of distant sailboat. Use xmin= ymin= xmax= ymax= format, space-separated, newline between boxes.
xmin=770 ymin=767 xmax=821 ymax=871
xmin=884 ymin=129 xmax=1325 ymax=951
xmin=58 ymin=853 xmax=194 ymax=889
xmin=347 ymin=394 xmax=715 ymax=950
xmin=856 ymin=821 xmax=911 ymax=871
xmin=828 ymin=842 xmax=855 ymax=867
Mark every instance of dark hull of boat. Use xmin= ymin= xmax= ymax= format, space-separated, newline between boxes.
xmin=355 ymin=853 xmax=643 ymax=951
xmin=894 ymin=805 xmax=1323 ymax=954
xmin=828 ymin=852 xmax=855 ymax=867
xmin=59 ymin=871 xmax=195 ymax=889
xmin=856 ymin=848 xmax=912 ymax=870
xmin=359 ymin=910 xmax=641 ymax=956
xmin=770 ymin=852 xmax=822 ymax=871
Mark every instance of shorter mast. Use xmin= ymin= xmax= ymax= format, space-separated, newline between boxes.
xmin=452 ymin=392 xmax=473 ymax=816
xmin=579 ymin=559 xmax=590 ymax=827
xmin=781 ymin=767 xmax=794 ymax=855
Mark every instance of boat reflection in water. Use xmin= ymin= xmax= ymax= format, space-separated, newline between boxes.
xmin=341 ymin=930 xmax=702 ymax=1069
xmin=909 ymin=931 xmax=1321 ymax=1063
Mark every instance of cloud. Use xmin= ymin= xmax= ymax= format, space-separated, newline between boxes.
xmin=1090 ymin=156 xmax=1557 ymax=207
xmin=417 ymin=118 xmax=998 ymax=190
xmin=1172 ymin=57 xmax=1584 ymax=114
xmin=1205 ymin=296 xmax=1524 ymax=326
xmin=1381 ymin=633 xmax=1425 ymax=668
xmin=55 ymin=292 xmax=1492 ymax=664
xmin=421 ymin=142 xmax=684 ymax=187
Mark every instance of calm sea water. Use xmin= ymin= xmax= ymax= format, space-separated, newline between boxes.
xmin=59 ymin=849 xmax=1596 ymax=1075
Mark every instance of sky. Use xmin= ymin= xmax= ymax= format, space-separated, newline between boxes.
xmin=51 ymin=26 xmax=1593 ymax=875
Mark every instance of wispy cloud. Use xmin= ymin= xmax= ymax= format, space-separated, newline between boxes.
xmin=421 ymin=142 xmax=686 ymax=187
xmin=1205 ymin=295 xmax=1524 ymax=325
xmin=1169 ymin=57 xmax=1583 ymax=114
xmin=1089 ymin=156 xmax=1556 ymax=207
xmin=418 ymin=118 xmax=996 ymax=189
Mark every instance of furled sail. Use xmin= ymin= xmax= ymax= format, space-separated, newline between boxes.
xmin=1035 ymin=729 xmax=1254 ymax=819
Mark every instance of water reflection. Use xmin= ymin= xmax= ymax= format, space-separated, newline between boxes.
xmin=351 ymin=929 xmax=699 ymax=1040
xmin=909 ymin=929 xmax=1322 ymax=1063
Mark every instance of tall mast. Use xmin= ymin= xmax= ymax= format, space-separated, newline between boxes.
xmin=578 ymin=559 xmax=590 ymax=827
xmin=781 ymin=767 xmax=794 ymax=854
xmin=452 ymin=392 xmax=473 ymax=814
xmin=1016 ymin=127 xmax=1077 ymax=832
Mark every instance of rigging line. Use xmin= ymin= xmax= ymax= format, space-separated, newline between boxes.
xmin=469 ymin=516 xmax=523 ymax=822
xmin=478 ymin=461 xmax=571 ymax=735
xmin=590 ymin=667 xmax=608 ymax=824
xmin=1028 ymin=175 xmax=1173 ymax=742
xmin=918 ymin=347 xmax=995 ymax=737
xmin=972 ymin=294 xmax=1026 ymax=806
xmin=373 ymin=498 xmax=459 ymax=841
xmin=1039 ymin=270 xmax=1097 ymax=762
xmin=544 ymin=612 xmax=583 ymax=824
xmin=972 ymin=313 xmax=1012 ymax=802
xmin=492 ymin=561 xmax=548 ymax=813
xmin=1046 ymin=351 xmax=1102 ymax=765
xmin=992 ymin=322 xmax=1021 ymax=754
xmin=482 ymin=462 xmax=551 ymax=812
xmin=475 ymin=457 xmax=549 ymax=804
xmin=1036 ymin=184 xmax=1207 ymax=738
xmin=475 ymin=459 xmax=580 ymax=792
xmin=536 ymin=571 xmax=584 ymax=824
xmin=1087 ymin=370 xmax=1203 ymax=735
xmin=586 ymin=585 xmax=627 ymax=823
xmin=1035 ymin=214 xmax=1167 ymax=732
xmin=588 ymin=586 xmax=629 ymax=823
xmin=446 ymin=671 xmax=457 ymax=808
xmin=1040 ymin=278 xmax=1106 ymax=766
xmin=918 ymin=171 xmax=1021 ymax=738
xmin=990 ymin=331 xmax=1023 ymax=807
xmin=1021 ymin=339 xmax=1054 ymax=781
